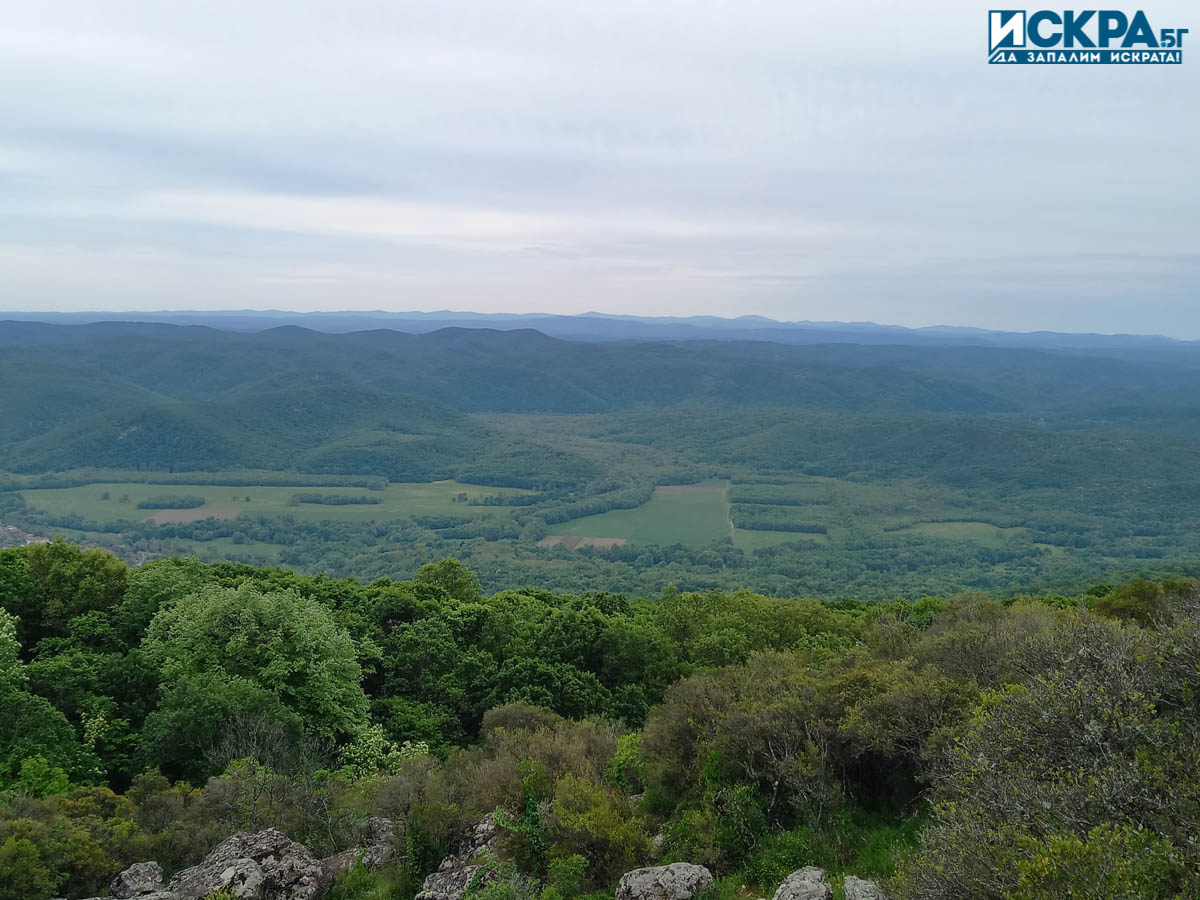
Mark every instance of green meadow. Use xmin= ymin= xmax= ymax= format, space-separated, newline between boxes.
xmin=19 ymin=480 xmax=534 ymax=524
xmin=547 ymin=486 xmax=732 ymax=546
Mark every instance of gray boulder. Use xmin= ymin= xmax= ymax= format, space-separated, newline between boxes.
xmin=110 ymin=861 xmax=165 ymax=898
xmin=166 ymin=828 xmax=332 ymax=900
xmin=322 ymin=817 xmax=396 ymax=876
xmin=323 ymin=842 xmax=395 ymax=877
xmin=615 ymin=863 xmax=714 ymax=900
xmin=415 ymin=815 xmax=515 ymax=900
xmin=842 ymin=876 xmax=889 ymax=900
xmin=416 ymin=863 xmax=493 ymax=900
xmin=461 ymin=813 xmax=501 ymax=857
xmin=771 ymin=868 xmax=832 ymax=900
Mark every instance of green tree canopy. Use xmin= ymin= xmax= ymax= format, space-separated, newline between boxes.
xmin=141 ymin=583 xmax=369 ymax=778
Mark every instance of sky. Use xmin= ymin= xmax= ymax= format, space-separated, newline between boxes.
xmin=1 ymin=1 xmax=1197 ymax=335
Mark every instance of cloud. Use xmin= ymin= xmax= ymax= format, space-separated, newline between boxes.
xmin=0 ymin=0 xmax=1196 ymax=333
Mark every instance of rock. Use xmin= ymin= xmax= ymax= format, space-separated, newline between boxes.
xmin=166 ymin=828 xmax=332 ymax=900
xmin=414 ymin=815 xmax=525 ymax=900
xmin=771 ymin=867 xmax=832 ymax=900
xmin=649 ymin=831 xmax=666 ymax=857
xmin=362 ymin=816 xmax=396 ymax=847
xmin=416 ymin=863 xmax=492 ymax=900
xmin=461 ymin=813 xmax=500 ymax=857
xmin=842 ymin=876 xmax=888 ymax=900
xmin=111 ymin=861 xmax=165 ymax=898
xmin=322 ymin=842 xmax=395 ymax=877
xmin=615 ymin=863 xmax=714 ymax=900
xmin=322 ymin=816 xmax=397 ymax=876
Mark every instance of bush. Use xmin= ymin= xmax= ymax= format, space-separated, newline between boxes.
xmin=0 ymin=836 xmax=54 ymax=900
xmin=1010 ymin=824 xmax=1195 ymax=900
xmin=290 ymin=494 xmax=382 ymax=506
xmin=549 ymin=774 xmax=650 ymax=885
xmin=136 ymin=496 xmax=206 ymax=509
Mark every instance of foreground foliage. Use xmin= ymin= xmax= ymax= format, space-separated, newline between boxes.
xmin=2 ymin=542 xmax=1198 ymax=899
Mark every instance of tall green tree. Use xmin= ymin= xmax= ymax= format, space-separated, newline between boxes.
xmin=141 ymin=583 xmax=369 ymax=779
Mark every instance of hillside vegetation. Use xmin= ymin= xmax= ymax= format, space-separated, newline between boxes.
xmin=2 ymin=541 xmax=1199 ymax=899
xmin=4 ymin=321 xmax=1200 ymax=598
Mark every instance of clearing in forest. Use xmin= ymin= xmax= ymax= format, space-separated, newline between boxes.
xmin=546 ymin=484 xmax=730 ymax=546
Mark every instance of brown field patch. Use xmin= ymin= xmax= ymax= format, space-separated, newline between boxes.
xmin=538 ymin=536 xmax=627 ymax=550
xmin=655 ymin=484 xmax=724 ymax=494
xmin=145 ymin=508 xmax=240 ymax=525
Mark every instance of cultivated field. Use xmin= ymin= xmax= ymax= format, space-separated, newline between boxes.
xmin=901 ymin=521 xmax=1029 ymax=548
xmin=546 ymin=485 xmax=731 ymax=546
xmin=19 ymin=479 xmax=535 ymax=525
xmin=544 ymin=481 xmax=842 ymax=550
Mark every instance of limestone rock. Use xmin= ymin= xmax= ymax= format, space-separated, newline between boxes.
xmin=842 ymin=876 xmax=888 ymax=900
xmin=322 ymin=816 xmax=396 ymax=876
xmin=460 ymin=813 xmax=500 ymax=857
xmin=615 ymin=863 xmax=715 ymax=900
xmin=414 ymin=815 xmax=524 ymax=900
xmin=771 ymin=867 xmax=832 ymax=900
xmin=166 ymin=828 xmax=332 ymax=900
xmin=416 ymin=863 xmax=492 ymax=900
xmin=110 ymin=861 xmax=165 ymax=898
xmin=360 ymin=816 xmax=396 ymax=848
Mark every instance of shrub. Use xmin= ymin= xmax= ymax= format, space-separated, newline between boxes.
xmin=136 ymin=496 xmax=206 ymax=509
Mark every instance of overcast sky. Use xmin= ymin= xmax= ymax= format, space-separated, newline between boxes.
xmin=2 ymin=1 xmax=1197 ymax=334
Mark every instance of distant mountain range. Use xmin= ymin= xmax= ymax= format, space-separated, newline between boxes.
xmin=1 ymin=310 xmax=1187 ymax=350
xmin=3 ymin=318 xmax=1200 ymax=479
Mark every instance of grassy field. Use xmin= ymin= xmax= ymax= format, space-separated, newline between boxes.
xmin=19 ymin=480 xmax=534 ymax=524
xmin=547 ymin=485 xmax=732 ymax=546
xmin=13 ymin=469 xmax=1028 ymax=556
xmin=903 ymin=521 xmax=1029 ymax=548
xmin=542 ymin=477 xmax=1015 ymax=551
xmin=731 ymin=528 xmax=826 ymax=551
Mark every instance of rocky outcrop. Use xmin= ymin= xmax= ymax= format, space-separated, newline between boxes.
xmin=415 ymin=814 xmax=529 ymax=900
xmin=842 ymin=876 xmax=888 ymax=900
xmin=416 ymin=862 xmax=494 ymax=900
xmin=110 ymin=861 xmax=165 ymax=898
xmin=322 ymin=817 xmax=397 ymax=876
xmin=166 ymin=828 xmax=332 ymax=900
xmin=771 ymin=867 xmax=832 ymax=900
xmin=615 ymin=863 xmax=714 ymax=900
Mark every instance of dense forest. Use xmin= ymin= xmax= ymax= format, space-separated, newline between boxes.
xmin=2 ymin=540 xmax=1199 ymax=898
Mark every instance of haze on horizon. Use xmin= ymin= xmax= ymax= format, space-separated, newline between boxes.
xmin=2 ymin=1 xmax=1197 ymax=336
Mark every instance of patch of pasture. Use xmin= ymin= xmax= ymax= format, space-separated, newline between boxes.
xmin=731 ymin=528 xmax=827 ymax=551
xmin=546 ymin=486 xmax=730 ymax=546
xmin=902 ymin=521 xmax=1028 ymax=548
xmin=18 ymin=479 xmax=535 ymax=526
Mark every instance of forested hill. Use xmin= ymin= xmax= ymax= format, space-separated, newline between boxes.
xmin=3 ymin=319 xmax=1200 ymax=475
